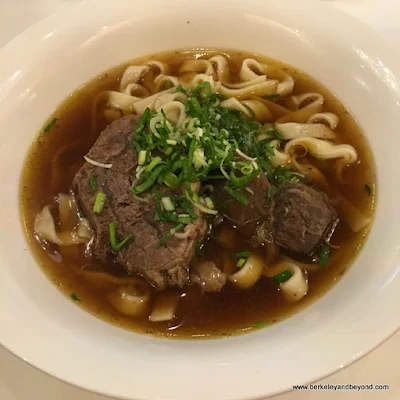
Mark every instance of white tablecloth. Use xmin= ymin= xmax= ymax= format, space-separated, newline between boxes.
xmin=0 ymin=1 xmax=399 ymax=399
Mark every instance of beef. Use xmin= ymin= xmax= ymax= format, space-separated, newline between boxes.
xmin=270 ymin=183 xmax=338 ymax=255
xmin=220 ymin=172 xmax=270 ymax=237
xmin=72 ymin=115 xmax=207 ymax=290
xmin=190 ymin=261 xmax=227 ymax=292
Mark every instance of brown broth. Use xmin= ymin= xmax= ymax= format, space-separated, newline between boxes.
xmin=19 ymin=49 xmax=376 ymax=338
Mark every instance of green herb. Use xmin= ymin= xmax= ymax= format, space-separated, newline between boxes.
xmin=272 ymin=269 xmax=294 ymax=284
xmin=132 ymin=165 xmax=168 ymax=194
xmin=89 ymin=176 xmax=98 ymax=192
xmin=364 ymin=183 xmax=372 ymax=196
xmin=182 ymin=199 xmax=199 ymax=220
xmin=44 ymin=117 xmax=58 ymax=132
xmin=237 ymin=258 xmax=247 ymax=268
xmin=70 ymin=293 xmax=80 ymax=302
xmin=93 ymin=192 xmax=106 ymax=214
xmin=109 ymin=222 xmax=134 ymax=251
xmin=265 ymin=187 xmax=273 ymax=202
xmin=177 ymin=214 xmax=191 ymax=225
xmin=259 ymin=124 xmax=283 ymax=140
xmin=223 ymin=185 xmax=249 ymax=205
xmin=175 ymin=84 xmax=186 ymax=94
xmin=164 ymin=80 xmax=173 ymax=89
xmin=195 ymin=242 xmax=204 ymax=257
xmin=266 ymin=94 xmax=281 ymax=101
xmin=253 ymin=320 xmax=268 ymax=329
xmin=319 ymin=244 xmax=330 ymax=267
xmin=268 ymin=165 xmax=302 ymax=187
xmin=156 ymin=224 xmax=184 ymax=248
xmin=234 ymin=250 xmax=250 ymax=258
xmin=230 ymin=170 xmax=259 ymax=188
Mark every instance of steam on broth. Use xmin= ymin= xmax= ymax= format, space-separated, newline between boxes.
xmin=20 ymin=49 xmax=375 ymax=338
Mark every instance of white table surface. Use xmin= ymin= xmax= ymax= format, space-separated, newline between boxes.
xmin=1 ymin=1 xmax=399 ymax=399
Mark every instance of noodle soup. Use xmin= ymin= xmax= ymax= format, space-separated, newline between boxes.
xmin=20 ymin=49 xmax=375 ymax=338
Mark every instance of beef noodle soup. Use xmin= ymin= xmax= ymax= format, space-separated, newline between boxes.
xmin=20 ymin=49 xmax=375 ymax=338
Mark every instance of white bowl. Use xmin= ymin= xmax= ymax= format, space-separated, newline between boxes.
xmin=1 ymin=0 xmax=400 ymax=399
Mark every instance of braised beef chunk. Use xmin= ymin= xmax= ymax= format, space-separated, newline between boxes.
xmin=270 ymin=183 xmax=338 ymax=255
xmin=220 ymin=172 xmax=269 ymax=237
xmin=190 ymin=260 xmax=227 ymax=292
xmin=72 ymin=115 xmax=207 ymax=290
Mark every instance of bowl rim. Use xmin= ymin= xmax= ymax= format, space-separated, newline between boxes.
xmin=1 ymin=0 xmax=400 ymax=399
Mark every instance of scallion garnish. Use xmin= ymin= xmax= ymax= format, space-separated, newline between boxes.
xmin=364 ymin=183 xmax=372 ymax=196
xmin=195 ymin=242 xmax=204 ymax=256
xmin=319 ymin=244 xmax=330 ymax=267
xmin=156 ymin=224 xmax=184 ymax=249
xmin=145 ymin=156 xmax=163 ymax=172
xmin=132 ymin=165 xmax=168 ymax=194
xmin=138 ymin=150 xmax=147 ymax=165
xmin=109 ymin=222 xmax=134 ymax=251
xmin=272 ymin=269 xmax=293 ymax=284
xmin=93 ymin=192 xmax=106 ymax=214
xmin=253 ymin=320 xmax=268 ymax=329
xmin=70 ymin=293 xmax=80 ymax=301
xmin=265 ymin=187 xmax=273 ymax=202
xmin=234 ymin=250 xmax=250 ymax=258
xmin=163 ymin=172 xmax=181 ymax=188
xmin=89 ymin=176 xmax=98 ymax=192
xmin=237 ymin=258 xmax=247 ymax=268
xmin=177 ymin=214 xmax=191 ymax=225
xmin=161 ymin=196 xmax=175 ymax=211
xmin=223 ymin=185 xmax=249 ymax=206
xmin=204 ymin=197 xmax=214 ymax=209
xmin=44 ymin=117 xmax=58 ymax=132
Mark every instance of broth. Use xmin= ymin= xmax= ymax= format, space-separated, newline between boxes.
xmin=20 ymin=49 xmax=375 ymax=338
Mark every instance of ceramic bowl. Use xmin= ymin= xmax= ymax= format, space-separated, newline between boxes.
xmin=0 ymin=0 xmax=400 ymax=399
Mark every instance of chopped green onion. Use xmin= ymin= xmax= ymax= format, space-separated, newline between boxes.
xmin=145 ymin=156 xmax=163 ymax=172
xmin=253 ymin=320 xmax=268 ymax=329
xmin=205 ymin=197 xmax=214 ymax=209
xmin=161 ymin=196 xmax=175 ymax=211
xmin=223 ymin=185 xmax=249 ymax=206
xmin=166 ymin=139 xmax=177 ymax=145
xmin=265 ymin=187 xmax=273 ymax=202
xmin=199 ymin=81 xmax=212 ymax=96
xmin=319 ymin=244 xmax=330 ymax=267
xmin=195 ymin=242 xmax=204 ymax=256
xmin=109 ymin=222 xmax=134 ymax=251
xmin=267 ymin=94 xmax=281 ymax=100
xmin=237 ymin=258 xmax=247 ymax=268
xmin=235 ymin=250 xmax=250 ymax=258
xmin=192 ymin=192 xmax=200 ymax=203
xmin=132 ymin=165 xmax=168 ymax=194
xmin=93 ymin=192 xmax=106 ymax=214
xmin=44 ymin=117 xmax=58 ymax=132
xmin=364 ymin=183 xmax=372 ymax=196
xmin=163 ymin=146 xmax=173 ymax=156
xmin=177 ymin=214 xmax=191 ymax=225
xmin=229 ymin=170 xmax=259 ymax=188
xmin=134 ymin=108 xmax=152 ymax=134
xmin=193 ymin=147 xmax=206 ymax=170
xmin=138 ymin=150 xmax=147 ymax=165
xmin=70 ymin=293 xmax=80 ymax=301
xmin=182 ymin=199 xmax=199 ymax=220
xmin=272 ymin=269 xmax=293 ymax=284
xmin=156 ymin=223 xmax=184 ymax=248
xmin=163 ymin=172 xmax=181 ymax=188
xmin=175 ymin=84 xmax=186 ymax=93
xmin=89 ymin=176 xmax=98 ymax=192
